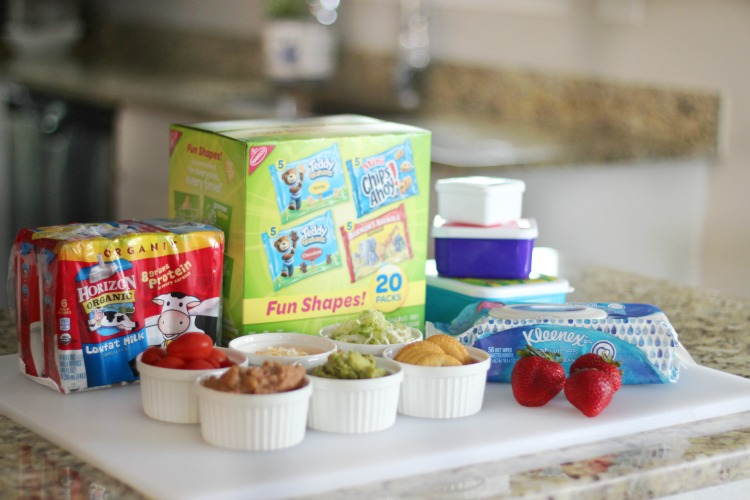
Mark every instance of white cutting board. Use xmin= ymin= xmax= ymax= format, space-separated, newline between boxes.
xmin=2 ymin=354 xmax=750 ymax=500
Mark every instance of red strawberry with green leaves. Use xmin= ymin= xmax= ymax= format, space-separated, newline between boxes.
xmin=564 ymin=368 xmax=616 ymax=417
xmin=511 ymin=345 xmax=566 ymax=407
xmin=570 ymin=353 xmax=622 ymax=391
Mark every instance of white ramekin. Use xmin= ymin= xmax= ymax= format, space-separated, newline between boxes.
xmin=136 ymin=347 xmax=248 ymax=424
xmin=383 ymin=345 xmax=490 ymax=419
xmin=195 ymin=374 xmax=312 ymax=451
xmin=319 ymin=324 xmax=422 ymax=356
xmin=228 ymin=332 xmax=337 ymax=370
xmin=307 ymin=357 xmax=403 ymax=433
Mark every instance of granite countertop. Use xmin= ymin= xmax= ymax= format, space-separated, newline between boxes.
xmin=1 ymin=266 xmax=749 ymax=499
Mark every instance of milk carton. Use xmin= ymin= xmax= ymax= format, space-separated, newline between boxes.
xmin=11 ymin=219 xmax=224 ymax=393
xmin=168 ymin=115 xmax=431 ymax=342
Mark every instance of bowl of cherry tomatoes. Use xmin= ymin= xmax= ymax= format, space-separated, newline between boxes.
xmin=136 ymin=332 xmax=248 ymax=424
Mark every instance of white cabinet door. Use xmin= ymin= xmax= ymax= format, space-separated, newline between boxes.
xmin=114 ymin=106 xmax=202 ymax=220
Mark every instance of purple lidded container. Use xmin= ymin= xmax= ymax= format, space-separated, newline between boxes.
xmin=432 ymin=216 xmax=538 ymax=280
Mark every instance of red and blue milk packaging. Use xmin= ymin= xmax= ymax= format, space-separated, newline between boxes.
xmin=11 ymin=219 xmax=224 ymax=393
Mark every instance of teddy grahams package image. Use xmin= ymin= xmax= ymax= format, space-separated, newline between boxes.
xmin=168 ymin=115 xmax=431 ymax=341
xmin=12 ymin=219 xmax=224 ymax=393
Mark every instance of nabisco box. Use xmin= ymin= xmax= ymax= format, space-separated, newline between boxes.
xmin=168 ymin=115 xmax=431 ymax=342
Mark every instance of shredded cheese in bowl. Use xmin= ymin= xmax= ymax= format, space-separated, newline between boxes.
xmin=256 ymin=346 xmax=309 ymax=357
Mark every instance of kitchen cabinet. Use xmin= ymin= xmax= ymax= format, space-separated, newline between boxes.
xmin=0 ymin=84 xmax=117 ymax=306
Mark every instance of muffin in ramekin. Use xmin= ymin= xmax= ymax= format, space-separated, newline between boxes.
xmin=383 ymin=343 xmax=490 ymax=419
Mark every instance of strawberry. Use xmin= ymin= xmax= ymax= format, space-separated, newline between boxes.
xmin=511 ymin=345 xmax=566 ymax=407
xmin=570 ymin=352 xmax=622 ymax=391
xmin=564 ymin=368 xmax=616 ymax=417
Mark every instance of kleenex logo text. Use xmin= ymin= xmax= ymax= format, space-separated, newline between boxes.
xmin=522 ymin=326 xmax=587 ymax=347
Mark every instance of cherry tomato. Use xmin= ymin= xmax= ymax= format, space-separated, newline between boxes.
xmin=140 ymin=346 xmax=167 ymax=366
xmin=206 ymin=347 xmax=229 ymax=366
xmin=166 ymin=333 xmax=214 ymax=361
xmin=154 ymin=356 xmax=187 ymax=369
xmin=183 ymin=359 xmax=215 ymax=370
xmin=203 ymin=357 xmax=221 ymax=369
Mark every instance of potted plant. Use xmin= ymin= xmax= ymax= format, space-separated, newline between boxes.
xmin=264 ymin=0 xmax=309 ymax=19
xmin=261 ymin=0 xmax=338 ymax=84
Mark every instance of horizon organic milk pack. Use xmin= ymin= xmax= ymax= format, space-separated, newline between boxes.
xmin=168 ymin=115 xmax=431 ymax=341
xmin=12 ymin=219 xmax=224 ymax=393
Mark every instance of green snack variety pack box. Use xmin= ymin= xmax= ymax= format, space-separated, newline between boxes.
xmin=168 ymin=115 xmax=431 ymax=343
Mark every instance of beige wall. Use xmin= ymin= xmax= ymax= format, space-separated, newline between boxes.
xmin=340 ymin=0 xmax=749 ymax=298
xmin=96 ymin=0 xmax=750 ymax=298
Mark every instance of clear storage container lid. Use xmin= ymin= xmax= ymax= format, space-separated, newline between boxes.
xmin=435 ymin=176 xmax=526 ymax=195
xmin=432 ymin=216 xmax=538 ymax=240
xmin=488 ymin=303 xmax=607 ymax=320
xmin=426 ymin=260 xmax=572 ymax=300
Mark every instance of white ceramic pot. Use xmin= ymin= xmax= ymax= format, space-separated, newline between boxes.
xmin=262 ymin=20 xmax=336 ymax=83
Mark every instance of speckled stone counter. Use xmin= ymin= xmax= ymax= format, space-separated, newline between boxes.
xmin=1 ymin=266 xmax=749 ymax=499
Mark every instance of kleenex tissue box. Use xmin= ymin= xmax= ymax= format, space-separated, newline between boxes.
xmin=428 ymin=302 xmax=693 ymax=384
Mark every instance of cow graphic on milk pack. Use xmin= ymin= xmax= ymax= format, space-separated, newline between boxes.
xmin=87 ymin=308 xmax=138 ymax=336
xmin=145 ymin=292 xmax=221 ymax=347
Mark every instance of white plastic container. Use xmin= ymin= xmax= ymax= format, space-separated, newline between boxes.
xmin=136 ymin=347 xmax=248 ymax=424
xmin=435 ymin=176 xmax=525 ymax=226
xmin=307 ymin=357 xmax=403 ymax=433
xmin=196 ymin=374 xmax=312 ymax=451
xmin=383 ymin=345 xmax=490 ymax=419
xmin=432 ymin=216 xmax=538 ymax=280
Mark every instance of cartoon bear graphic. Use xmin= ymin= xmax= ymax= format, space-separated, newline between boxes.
xmin=281 ymin=168 xmax=304 ymax=210
xmin=273 ymin=231 xmax=299 ymax=278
